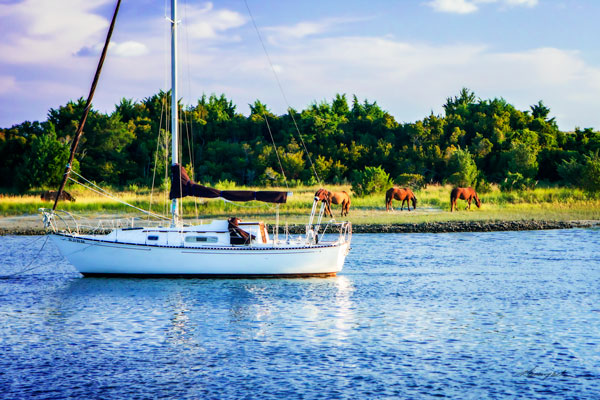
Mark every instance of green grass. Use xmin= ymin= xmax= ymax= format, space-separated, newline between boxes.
xmin=2 ymin=184 xmax=599 ymax=225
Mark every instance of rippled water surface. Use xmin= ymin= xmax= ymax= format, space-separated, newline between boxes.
xmin=1 ymin=229 xmax=599 ymax=399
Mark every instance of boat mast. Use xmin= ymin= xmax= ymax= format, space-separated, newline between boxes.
xmin=51 ymin=0 xmax=122 ymax=213
xmin=170 ymin=0 xmax=179 ymax=226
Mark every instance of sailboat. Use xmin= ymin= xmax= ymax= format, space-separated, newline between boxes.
xmin=40 ymin=0 xmax=351 ymax=277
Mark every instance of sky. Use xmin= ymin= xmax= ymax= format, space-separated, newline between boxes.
xmin=1 ymin=0 xmax=599 ymax=131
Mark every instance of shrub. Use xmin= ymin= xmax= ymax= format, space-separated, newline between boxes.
xmin=475 ymin=172 xmax=492 ymax=194
xmin=506 ymin=140 xmax=539 ymax=179
xmin=446 ymin=148 xmax=478 ymax=187
xmin=500 ymin=171 xmax=537 ymax=191
xmin=351 ymin=166 xmax=392 ymax=197
xmin=558 ymin=152 xmax=600 ymax=192
xmin=557 ymin=158 xmax=584 ymax=187
xmin=214 ymin=179 xmax=237 ymax=190
xmin=582 ymin=152 xmax=600 ymax=192
xmin=395 ymin=173 xmax=425 ymax=189
xmin=475 ymin=179 xmax=492 ymax=194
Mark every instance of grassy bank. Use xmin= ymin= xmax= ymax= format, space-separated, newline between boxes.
xmin=1 ymin=184 xmax=599 ymax=226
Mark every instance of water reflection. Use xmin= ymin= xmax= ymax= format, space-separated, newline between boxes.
xmin=1 ymin=231 xmax=599 ymax=399
xmin=39 ymin=274 xmax=359 ymax=352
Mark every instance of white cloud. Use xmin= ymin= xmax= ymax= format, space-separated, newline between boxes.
xmin=427 ymin=0 xmax=478 ymax=14
xmin=505 ymin=0 xmax=538 ymax=7
xmin=0 ymin=0 xmax=112 ymax=64
xmin=263 ymin=17 xmax=367 ymax=42
xmin=76 ymin=41 xmax=149 ymax=57
xmin=187 ymin=34 xmax=599 ymax=130
xmin=266 ymin=21 xmax=333 ymax=39
xmin=111 ymin=41 xmax=148 ymax=57
xmin=183 ymin=2 xmax=246 ymax=40
xmin=426 ymin=0 xmax=538 ymax=14
xmin=0 ymin=1 xmax=594 ymax=131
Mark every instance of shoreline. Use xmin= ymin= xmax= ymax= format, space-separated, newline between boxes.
xmin=1 ymin=218 xmax=598 ymax=236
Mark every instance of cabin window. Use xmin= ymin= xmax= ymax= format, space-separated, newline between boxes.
xmin=147 ymin=235 xmax=159 ymax=241
xmin=185 ymin=236 xmax=218 ymax=243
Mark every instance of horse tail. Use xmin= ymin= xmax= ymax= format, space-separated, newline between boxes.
xmin=343 ymin=192 xmax=351 ymax=215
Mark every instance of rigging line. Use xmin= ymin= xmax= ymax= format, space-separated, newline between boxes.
xmin=178 ymin=117 xmax=184 ymax=220
xmin=67 ymin=175 xmax=170 ymax=221
xmin=0 ymin=236 xmax=49 ymax=279
xmin=164 ymin=114 xmax=170 ymax=217
xmin=181 ymin=1 xmax=200 ymax=221
xmin=182 ymin=109 xmax=199 ymax=220
xmin=162 ymin=7 xmax=172 ymax=218
xmin=70 ymin=170 xmax=118 ymax=199
xmin=150 ymin=94 xmax=167 ymax=217
xmin=287 ymin=104 xmax=321 ymax=185
xmin=243 ymin=0 xmax=322 ymax=185
xmin=68 ymin=177 xmax=169 ymax=221
xmin=263 ymin=114 xmax=288 ymax=189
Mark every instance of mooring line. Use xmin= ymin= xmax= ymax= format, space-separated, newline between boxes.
xmin=0 ymin=235 xmax=50 ymax=279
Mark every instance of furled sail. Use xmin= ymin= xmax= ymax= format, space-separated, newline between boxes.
xmin=169 ymin=164 xmax=288 ymax=203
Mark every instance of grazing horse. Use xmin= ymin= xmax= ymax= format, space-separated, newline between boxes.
xmin=385 ymin=187 xmax=417 ymax=211
xmin=40 ymin=190 xmax=75 ymax=202
xmin=450 ymin=187 xmax=481 ymax=212
xmin=314 ymin=188 xmax=351 ymax=217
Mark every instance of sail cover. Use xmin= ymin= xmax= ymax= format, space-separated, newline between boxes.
xmin=169 ymin=164 xmax=288 ymax=203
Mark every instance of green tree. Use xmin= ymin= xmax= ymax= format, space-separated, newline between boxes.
xmin=20 ymin=123 xmax=78 ymax=190
xmin=351 ymin=166 xmax=392 ymax=197
xmin=446 ymin=147 xmax=478 ymax=187
xmin=581 ymin=151 xmax=600 ymax=192
xmin=506 ymin=140 xmax=539 ymax=179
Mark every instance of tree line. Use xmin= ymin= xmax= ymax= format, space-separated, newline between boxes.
xmin=1 ymin=88 xmax=599 ymax=194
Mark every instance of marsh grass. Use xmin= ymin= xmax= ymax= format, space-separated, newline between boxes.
xmin=2 ymin=184 xmax=599 ymax=224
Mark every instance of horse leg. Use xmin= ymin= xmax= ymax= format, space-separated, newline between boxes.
xmin=450 ymin=198 xmax=456 ymax=212
xmin=323 ymin=200 xmax=332 ymax=217
xmin=466 ymin=198 xmax=471 ymax=210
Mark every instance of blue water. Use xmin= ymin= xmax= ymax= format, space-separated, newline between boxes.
xmin=1 ymin=229 xmax=599 ymax=399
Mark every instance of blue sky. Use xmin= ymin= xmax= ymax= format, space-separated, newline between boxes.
xmin=1 ymin=0 xmax=599 ymax=130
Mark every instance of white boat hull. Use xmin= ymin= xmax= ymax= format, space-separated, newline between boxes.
xmin=49 ymin=233 xmax=350 ymax=277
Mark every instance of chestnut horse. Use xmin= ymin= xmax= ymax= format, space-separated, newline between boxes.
xmin=450 ymin=187 xmax=481 ymax=212
xmin=314 ymin=189 xmax=351 ymax=217
xmin=40 ymin=190 xmax=75 ymax=202
xmin=385 ymin=187 xmax=417 ymax=211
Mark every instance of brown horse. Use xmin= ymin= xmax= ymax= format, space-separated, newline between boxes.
xmin=314 ymin=188 xmax=351 ymax=217
xmin=450 ymin=187 xmax=481 ymax=212
xmin=385 ymin=187 xmax=417 ymax=211
xmin=40 ymin=190 xmax=75 ymax=202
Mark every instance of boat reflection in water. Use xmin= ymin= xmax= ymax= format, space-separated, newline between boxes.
xmin=46 ymin=275 xmax=357 ymax=350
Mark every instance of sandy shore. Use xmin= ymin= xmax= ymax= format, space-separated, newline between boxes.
xmin=1 ymin=214 xmax=598 ymax=235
